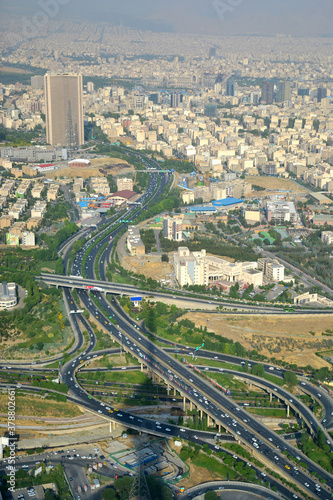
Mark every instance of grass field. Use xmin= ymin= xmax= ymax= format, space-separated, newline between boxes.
xmin=0 ymin=394 xmax=81 ymax=419
xmin=192 ymin=453 xmax=237 ymax=479
xmin=80 ymin=370 xmax=150 ymax=385
xmin=88 ymin=353 xmax=139 ymax=368
xmin=248 ymin=408 xmax=288 ymax=417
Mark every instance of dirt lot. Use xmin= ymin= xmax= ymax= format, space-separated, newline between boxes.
xmin=179 ymin=312 xmax=333 ymax=369
xmin=47 ymin=157 xmax=134 ymax=179
xmin=122 ymin=256 xmax=173 ymax=280
xmin=247 ymin=176 xmax=308 ymax=196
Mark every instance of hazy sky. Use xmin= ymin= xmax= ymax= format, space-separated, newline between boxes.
xmin=2 ymin=0 xmax=333 ymax=36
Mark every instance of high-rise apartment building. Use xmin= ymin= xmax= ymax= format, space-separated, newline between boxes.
xmin=209 ymin=47 xmax=216 ymax=59
xmin=261 ymin=81 xmax=274 ymax=104
xmin=317 ymin=87 xmax=328 ymax=102
xmin=226 ymin=77 xmax=235 ymax=96
xmin=31 ymin=75 xmax=44 ymax=89
xmin=87 ymin=81 xmax=94 ymax=93
xmin=276 ymin=80 xmax=291 ymax=102
xmin=163 ymin=217 xmax=183 ymax=241
xmin=44 ymin=74 xmax=84 ymax=147
xmin=171 ymin=93 xmax=183 ymax=108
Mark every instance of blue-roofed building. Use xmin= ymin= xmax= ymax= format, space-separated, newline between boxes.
xmin=212 ymin=197 xmax=244 ymax=209
xmin=189 ymin=206 xmax=217 ymax=214
xmin=78 ymin=201 xmax=89 ymax=209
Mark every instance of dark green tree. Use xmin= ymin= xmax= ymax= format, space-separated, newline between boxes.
xmin=252 ymin=363 xmax=265 ymax=378
xmin=204 ymin=491 xmax=219 ymax=500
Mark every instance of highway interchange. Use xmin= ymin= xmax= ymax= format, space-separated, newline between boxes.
xmin=2 ymin=149 xmax=333 ymax=499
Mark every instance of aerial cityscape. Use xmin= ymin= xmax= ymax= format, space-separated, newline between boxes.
xmin=1 ymin=1 xmax=333 ymax=500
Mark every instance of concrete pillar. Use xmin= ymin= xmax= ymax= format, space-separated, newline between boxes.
xmin=173 ymin=388 xmax=176 ymax=396
xmin=218 ymin=425 xmax=221 ymax=433
xmin=183 ymin=397 xmax=186 ymax=413
xmin=167 ymin=383 xmax=170 ymax=395
xmin=200 ymin=409 xmax=203 ymax=420
xmin=269 ymin=392 xmax=272 ymax=403
xmin=287 ymin=404 xmax=290 ymax=418
xmin=140 ymin=363 xmax=144 ymax=372
xmin=189 ymin=401 xmax=193 ymax=411
xmin=207 ymin=415 xmax=212 ymax=427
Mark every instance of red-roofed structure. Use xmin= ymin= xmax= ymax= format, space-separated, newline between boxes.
xmin=107 ymin=190 xmax=137 ymax=206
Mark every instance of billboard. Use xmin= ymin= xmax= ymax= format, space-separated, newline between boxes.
xmin=130 ymin=296 xmax=142 ymax=302
xmin=35 ymin=466 xmax=42 ymax=476
xmin=6 ymin=233 xmax=19 ymax=246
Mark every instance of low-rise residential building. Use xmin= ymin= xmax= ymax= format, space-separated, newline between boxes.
xmin=31 ymin=184 xmax=45 ymax=198
xmin=47 ymin=184 xmax=59 ymax=201
xmin=8 ymin=199 xmax=28 ymax=219
xmin=31 ymin=200 xmax=47 ymax=218
xmin=258 ymin=257 xmax=285 ymax=282
xmin=91 ymin=177 xmax=110 ymax=195
xmin=16 ymin=179 xmax=31 ymax=197
xmin=0 ymin=216 xmax=14 ymax=228
xmin=26 ymin=217 xmax=43 ymax=230
xmin=117 ymin=177 xmax=134 ymax=191
xmin=0 ymin=180 xmax=15 ymax=197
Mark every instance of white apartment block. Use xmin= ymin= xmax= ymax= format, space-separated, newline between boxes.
xmin=163 ymin=217 xmax=183 ymax=241
xmin=91 ymin=177 xmax=110 ymax=195
xmin=321 ymin=231 xmax=333 ymax=244
xmin=117 ymin=177 xmax=134 ymax=191
xmin=21 ymin=231 xmax=35 ymax=246
xmin=31 ymin=200 xmax=47 ymax=218
xmin=173 ymin=247 xmax=262 ymax=287
xmin=258 ymin=258 xmax=285 ymax=282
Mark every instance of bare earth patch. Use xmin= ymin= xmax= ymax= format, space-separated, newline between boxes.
xmin=46 ymin=157 xmax=134 ymax=179
xmin=122 ymin=257 xmax=173 ymax=281
xmin=247 ymin=175 xmax=307 ymax=197
xmin=179 ymin=312 xmax=333 ymax=369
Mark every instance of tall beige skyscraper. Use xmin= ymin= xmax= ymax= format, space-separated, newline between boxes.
xmin=44 ymin=74 xmax=84 ymax=147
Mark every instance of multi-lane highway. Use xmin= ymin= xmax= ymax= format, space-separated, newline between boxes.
xmin=6 ymin=148 xmax=333 ymax=499
xmin=47 ymin=154 xmax=332 ymax=499
xmin=39 ymin=273 xmax=333 ymax=316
